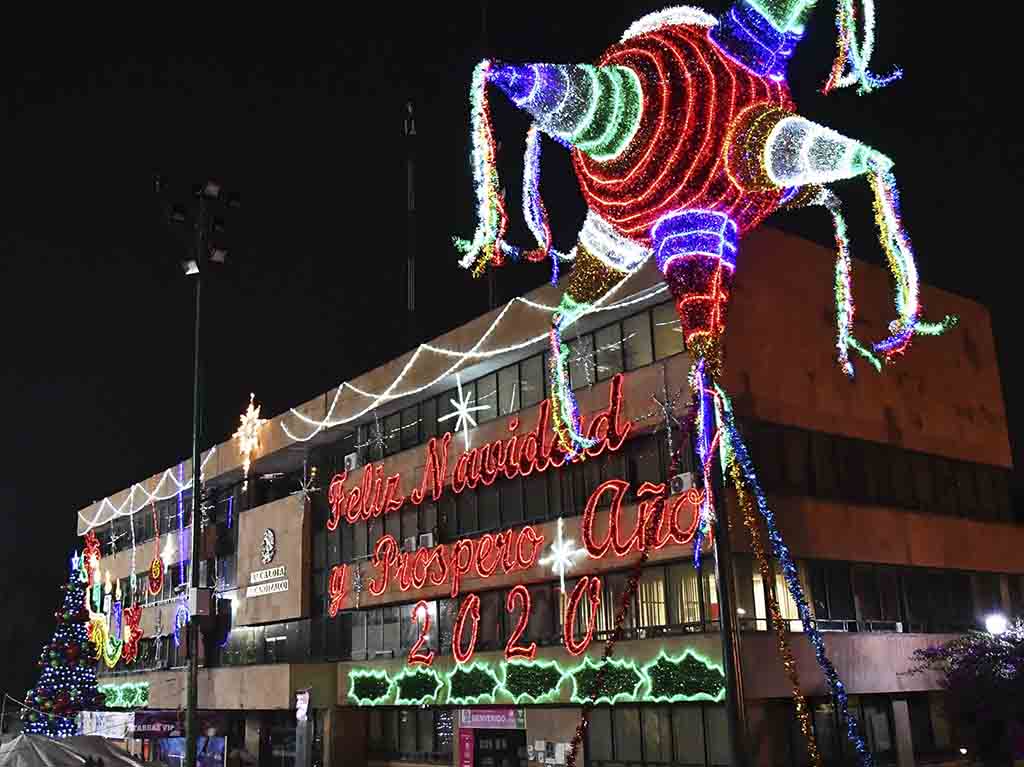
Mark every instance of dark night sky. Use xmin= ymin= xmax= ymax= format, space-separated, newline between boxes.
xmin=1 ymin=5 xmax=1020 ymax=700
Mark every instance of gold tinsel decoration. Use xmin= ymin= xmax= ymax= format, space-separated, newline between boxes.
xmin=566 ymin=243 xmax=627 ymax=304
xmin=731 ymin=464 xmax=823 ymax=767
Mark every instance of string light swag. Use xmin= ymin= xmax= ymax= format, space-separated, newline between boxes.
xmin=78 ymin=446 xmax=217 ymax=532
xmin=234 ymin=392 xmax=267 ymax=488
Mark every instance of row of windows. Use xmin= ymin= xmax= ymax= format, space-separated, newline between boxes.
xmin=92 ymin=470 xmax=302 ymax=556
xmin=98 ymin=561 xmax=1024 ymax=681
xmin=363 ymin=697 xmax=906 ymax=767
xmin=317 ymin=300 xmax=685 ymax=464
xmin=367 ymin=708 xmax=454 ymax=763
xmin=743 ymin=419 xmax=1013 ymax=523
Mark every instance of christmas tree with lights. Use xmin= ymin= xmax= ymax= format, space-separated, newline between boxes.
xmin=21 ymin=554 xmax=105 ymax=737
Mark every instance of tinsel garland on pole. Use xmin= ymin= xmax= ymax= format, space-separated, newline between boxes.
xmin=732 ymin=464 xmax=822 ymax=767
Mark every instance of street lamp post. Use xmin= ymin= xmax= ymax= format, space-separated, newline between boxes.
xmin=156 ymin=177 xmax=238 ymax=767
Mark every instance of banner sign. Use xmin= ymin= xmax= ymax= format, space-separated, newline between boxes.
xmin=133 ymin=710 xmax=230 ymax=738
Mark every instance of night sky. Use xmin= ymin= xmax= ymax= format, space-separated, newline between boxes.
xmin=2 ymin=5 xmax=1020 ymax=702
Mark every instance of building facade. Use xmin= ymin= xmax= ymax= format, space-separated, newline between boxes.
xmin=76 ymin=228 xmax=1018 ymax=767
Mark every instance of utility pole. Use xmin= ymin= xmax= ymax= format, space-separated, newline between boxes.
xmin=156 ymin=177 xmax=238 ymax=767
xmin=695 ymin=375 xmax=748 ymax=767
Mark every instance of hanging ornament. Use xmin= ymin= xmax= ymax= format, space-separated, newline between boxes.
xmin=148 ymin=501 xmax=164 ymax=597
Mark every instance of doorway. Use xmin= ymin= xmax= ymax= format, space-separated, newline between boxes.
xmin=474 ymin=728 xmax=527 ymax=767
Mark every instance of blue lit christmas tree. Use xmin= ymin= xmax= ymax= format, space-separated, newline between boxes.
xmin=21 ymin=554 xmax=105 ymax=737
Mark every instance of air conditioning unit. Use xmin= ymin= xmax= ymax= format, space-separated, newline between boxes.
xmin=343 ymin=452 xmax=360 ymax=472
xmin=670 ymin=472 xmax=694 ymax=494
xmin=418 ymin=532 xmax=435 ymax=549
xmin=403 ymin=536 xmax=418 ymax=552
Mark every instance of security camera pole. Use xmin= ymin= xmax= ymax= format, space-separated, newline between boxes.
xmin=156 ymin=177 xmax=237 ymax=767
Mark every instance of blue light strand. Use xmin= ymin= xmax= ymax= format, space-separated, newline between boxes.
xmin=690 ymin=360 xmax=716 ymax=570
xmin=177 ymin=463 xmax=186 ymax=584
xmin=227 ymin=495 xmax=234 ymax=529
xmin=715 ymin=387 xmax=874 ymax=767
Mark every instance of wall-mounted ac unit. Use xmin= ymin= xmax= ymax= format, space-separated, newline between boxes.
xmin=419 ymin=532 xmax=435 ymax=549
xmin=403 ymin=536 xmax=418 ymax=552
xmin=670 ymin=472 xmax=694 ymax=494
xmin=343 ymin=452 xmax=360 ymax=472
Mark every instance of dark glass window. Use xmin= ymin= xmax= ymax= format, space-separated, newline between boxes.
xmin=523 ymin=474 xmax=548 ymax=522
xmin=500 ymin=480 xmax=524 ymax=526
xmin=595 ymin=323 xmax=624 ymax=381
xmin=478 ymin=485 xmax=500 ymax=532
xmin=519 ymin=356 xmax=544 ymax=409
xmin=652 ymin=302 xmax=684 ymax=359
xmin=457 ymin=492 xmax=478 ymax=535
xmin=622 ymin=311 xmax=654 ymax=371
xmin=400 ymin=405 xmax=420 ymax=450
xmin=568 ymin=334 xmax=596 ymax=390
xmin=383 ymin=413 xmax=401 ymax=457
xmin=420 ymin=397 xmax=437 ymax=441
xmin=476 ymin=373 xmax=498 ymax=424
xmin=498 ymin=364 xmax=520 ymax=416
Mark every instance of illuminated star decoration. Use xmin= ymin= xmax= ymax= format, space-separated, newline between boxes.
xmin=356 ymin=410 xmax=388 ymax=457
xmin=538 ymin=516 xmax=587 ymax=594
xmin=233 ymin=392 xmax=267 ymax=488
xmin=293 ymin=462 xmax=320 ymax=503
xmin=438 ymin=373 xmax=490 ymax=450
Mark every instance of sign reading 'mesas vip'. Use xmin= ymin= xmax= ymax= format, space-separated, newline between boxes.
xmin=324 ymin=373 xmax=706 ymax=665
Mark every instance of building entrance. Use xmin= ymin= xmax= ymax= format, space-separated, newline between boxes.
xmin=473 ymin=729 xmax=527 ymax=767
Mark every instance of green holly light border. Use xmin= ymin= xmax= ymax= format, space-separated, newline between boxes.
xmin=345 ymin=649 xmax=724 ymax=707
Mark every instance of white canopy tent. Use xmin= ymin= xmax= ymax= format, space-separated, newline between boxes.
xmin=0 ymin=734 xmax=85 ymax=767
xmin=63 ymin=737 xmax=143 ymax=767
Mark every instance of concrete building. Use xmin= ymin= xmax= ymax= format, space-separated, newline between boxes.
xmin=77 ymin=228 xmax=1018 ymax=767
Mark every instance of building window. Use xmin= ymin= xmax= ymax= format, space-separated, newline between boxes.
xmin=498 ymin=364 xmax=520 ymax=416
xmin=588 ymin=704 xmax=730 ymax=766
xmin=368 ymin=708 xmax=453 ymax=763
xmin=567 ymin=334 xmax=596 ymax=390
xmin=476 ymin=373 xmax=498 ymax=424
xmin=519 ymin=355 xmax=544 ymax=409
xmin=400 ymin=405 xmax=420 ymax=450
xmin=652 ymin=302 xmax=684 ymax=360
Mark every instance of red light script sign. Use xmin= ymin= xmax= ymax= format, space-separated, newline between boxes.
xmin=326 ymin=374 xmax=632 ymax=530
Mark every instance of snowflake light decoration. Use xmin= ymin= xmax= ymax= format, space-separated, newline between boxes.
xmin=538 ymin=516 xmax=587 ymax=595
xmin=438 ymin=373 xmax=490 ymax=450
xmin=233 ymin=392 xmax=267 ymax=486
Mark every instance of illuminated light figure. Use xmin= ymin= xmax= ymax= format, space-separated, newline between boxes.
xmin=454 ymin=3 xmax=944 ymax=763
xmin=234 ymin=392 xmax=267 ymax=488
xmin=538 ymin=516 xmax=586 ymax=594
xmin=458 ymin=1 xmax=952 ymax=455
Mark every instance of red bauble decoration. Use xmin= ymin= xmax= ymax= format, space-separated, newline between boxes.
xmin=148 ymin=556 xmax=164 ymax=596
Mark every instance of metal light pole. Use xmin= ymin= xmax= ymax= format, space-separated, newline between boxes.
xmin=157 ymin=177 xmax=237 ymax=767
xmin=695 ymin=375 xmax=748 ymax=767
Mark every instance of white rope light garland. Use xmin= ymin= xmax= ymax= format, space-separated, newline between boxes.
xmin=77 ymin=449 xmax=217 ymax=532
xmin=80 ymin=264 xmax=668 ymax=532
xmin=282 ymin=261 xmax=665 ymax=442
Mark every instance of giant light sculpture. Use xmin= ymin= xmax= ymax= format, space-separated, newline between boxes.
xmin=456 ymin=2 xmax=953 ymax=764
